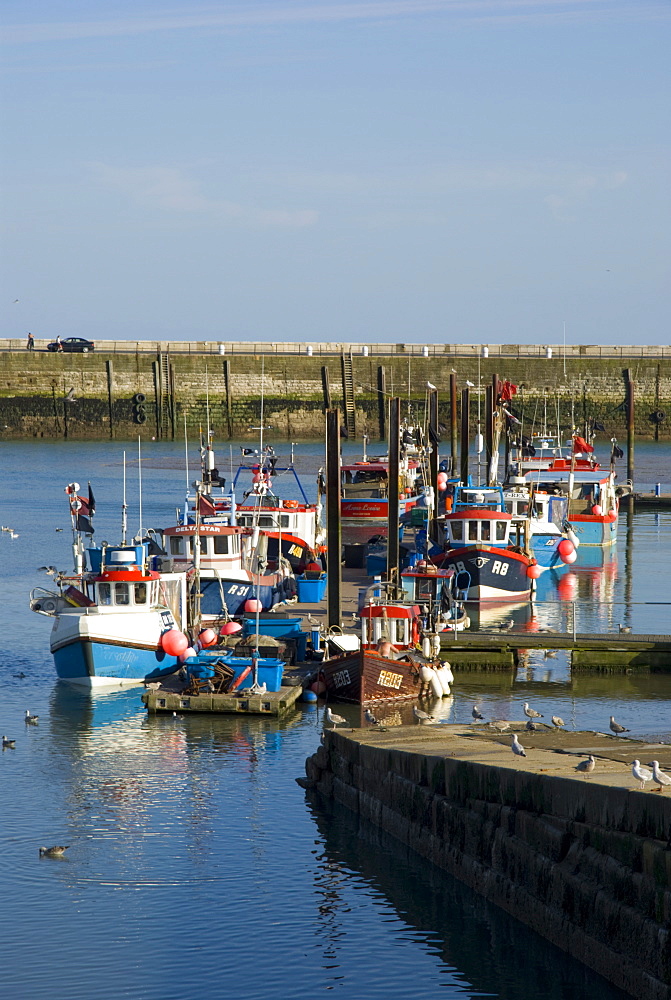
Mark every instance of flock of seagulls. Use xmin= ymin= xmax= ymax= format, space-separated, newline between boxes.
xmin=1 ymin=525 xmax=19 ymax=538
xmin=3 ymin=709 xmax=40 ymax=749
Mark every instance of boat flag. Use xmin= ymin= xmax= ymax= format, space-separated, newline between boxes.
xmin=75 ymin=514 xmax=94 ymax=534
xmin=198 ymin=494 xmax=216 ymax=517
xmin=611 ymin=443 xmax=624 ymax=459
xmin=573 ymin=435 xmax=594 ymax=454
xmin=87 ymin=482 xmax=96 ymax=516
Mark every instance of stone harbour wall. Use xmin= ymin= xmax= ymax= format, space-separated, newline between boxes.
xmin=305 ymin=732 xmax=671 ymax=1000
xmin=1 ymin=346 xmax=670 ymax=440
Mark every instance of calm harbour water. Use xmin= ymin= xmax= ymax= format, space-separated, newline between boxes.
xmin=2 ymin=438 xmax=669 ymax=999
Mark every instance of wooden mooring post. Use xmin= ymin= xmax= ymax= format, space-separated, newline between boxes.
xmin=325 ymin=408 xmax=342 ymax=628
xmin=460 ymin=386 xmax=470 ymax=485
xmin=387 ymin=397 xmax=401 ymax=591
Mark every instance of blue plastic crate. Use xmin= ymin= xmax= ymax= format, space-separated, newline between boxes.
xmin=295 ymin=573 xmax=327 ymax=603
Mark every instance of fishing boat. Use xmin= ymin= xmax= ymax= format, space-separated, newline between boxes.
xmin=513 ymin=467 xmax=623 ymax=546
xmin=340 ymin=432 xmax=426 ymax=533
xmin=30 ymin=483 xmax=188 ymax=687
xmin=502 ymin=480 xmax=578 ymax=569
xmin=432 ymin=486 xmax=536 ymax=602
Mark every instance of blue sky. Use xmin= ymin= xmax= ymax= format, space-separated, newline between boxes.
xmin=1 ymin=0 xmax=669 ymax=345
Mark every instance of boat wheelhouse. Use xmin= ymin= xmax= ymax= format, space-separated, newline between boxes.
xmin=340 ymin=458 xmax=423 ymax=528
xmin=515 ymin=469 xmax=621 ymax=546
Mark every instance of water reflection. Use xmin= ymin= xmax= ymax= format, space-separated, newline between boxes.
xmin=306 ymin=794 xmax=628 ymax=1000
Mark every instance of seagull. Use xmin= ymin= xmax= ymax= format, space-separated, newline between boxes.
xmin=39 ymin=845 xmax=70 ymax=857
xmin=64 ymin=388 xmax=77 ymax=403
xmin=465 ymin=380 xmax=475 ymax=387
xmin=471 ymin=705 xmax=484 ymax=721
xmin=9 ymin=531 xmax=19 ymax=539
xmin=413 ymin=704 xmax=435 ymax=724
xmin=648 ymin=761 xmax=671 ymax=792
xmin=575 ymin=755 xmax=595 ymax=775
xmin=55 ymin=528 xmax=64 ymax=532
xmin=307 ymin=614 xmax=320 ymax=626
xmin=511 ymin=734 xmax=527 ymax=757
xmin=325 ymin=706 xmax=346 ymax=729
xmin=551 ymin=715 xmax=565 ymax=728
xmin=37 ymin=566 xmax=57 ymax=575
xmin=525 ymin=719 xmax=537 ymax=732
xmin=364 ymin=709 xmax=379 ymax=725
xmin=523 ymin=702 xmax=543 ymax=719
xmin=3 ymin=736 xmax=16 ymax=748
xmin=497 ymin=620 xmax=514 ymax=631
xmin=631 ymin=760 xmax=652 ymax=790
xmin=489 ymin=720 xmax=510 ymax=732
xmin=13 ymin=672 xmax=26 ymax=679
xmin=544 ymin=649 xmax=558 ymax=659
xmin=610 ymin=716 xmax=630 ymax=735
xmin=617 ymin=623 xmax=632 ymax=633
xmin=172 ymin=711 xmax=183 ymax=719
xmin=426 ymin=381 xmax=437 ymax=390
xmin=25 ymin=710 xmax=39 ymax=725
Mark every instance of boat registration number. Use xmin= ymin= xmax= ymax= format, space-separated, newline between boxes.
xmin=377 ymin=670 xmax=403 ymax=690
xmin=332 ymin=669 xmax=351 ymax=688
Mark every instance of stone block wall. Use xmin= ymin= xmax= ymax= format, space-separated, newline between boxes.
xmin=305 ymin=733 xmax=671 ymax=1000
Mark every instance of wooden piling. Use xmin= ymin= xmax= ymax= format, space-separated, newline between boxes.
xmin=624 ymin=367 xmax=634 ymax=490
xmin=325 ymin=408 xmax=342 ymax=628
xmin=105 ymin=360 xmax=115 ymax=439
xmin=387 ymin=397 xmax=401 ymax=590
xmin=449 ymin=372 xmax=458 ymax=475
xmin=377 ymin=365 xmax=386 ymax=441
xmin=223 ymin=359 xmax=233 ymax=438
xmin=428 ymin=388 xmax=439 ymax=541
xmin=460 ymin=387 xmax=470 ymax=485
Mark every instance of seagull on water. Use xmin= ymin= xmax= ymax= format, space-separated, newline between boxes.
xmin=325 ymin=706 xmax=346 ymax=729
xmin=413 ymin=704 xmax=435 ymax=724
xmin=544 ymin=649 xmax=557 ymax=659
xmin=610 ymin=716 xmax=630 ymax=735
xmin=551 ymin=715 xmax=565 ymax=728
xmin=648 ymin=761 xmax=671 ymax=792
xmin=471 ymin=705 xmax=484 ymax=721
xmin=364 ymin=709 xmax=379 ymax=726
xmin=25 ymin=710 xmax=38 ymax=725
xmin=631 ymin=760 xmax=652 ymax=789
xmin=3 ymin=735 xmax=16 ymax=748
xmin=575 ymin=755 xmax=595 ymax=775
xmin=39 ymin=845 xmax=70 ymax=857
xmin=511 ymin=734 xmax=527 ymax=758
xmin=523 ymin=702 xmax=543 ymax=719
xmin=618 ymin=623 xmax=632 ymax=633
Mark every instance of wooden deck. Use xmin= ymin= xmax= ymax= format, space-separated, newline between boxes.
xmin=142 ymin=683 xmax=303 ymax=717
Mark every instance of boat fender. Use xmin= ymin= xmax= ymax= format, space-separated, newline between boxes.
xmin=429 ymin=669 xmax=443 ymax=699
xmin=431 ymin=633 xmax=441 ymax=657
xmin=411 ymin=619 xmax=420 ymax=644
xmin=422 ymin=636 xmax=432 ymax=658
xmin=441 ymin=660 xmax=454 ymax=685
xmin=435 ymin=665 xmax=451 ymax=696
xmin=419 ymin=665 xmax=434 ymax=685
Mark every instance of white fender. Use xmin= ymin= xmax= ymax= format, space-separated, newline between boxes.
xmin=422 ymin=637 xmax=432 ymax=659
xmin=429 ymin=668 xmax=443 ymax=699
xmin=420 ymin=665 xmax=435 ymax=685
xmin=431 ymin=633 xmax=441 ymax=657
xmin=435 ymin=665 xmax=451 ymax=697
xmin=441 ymin=660 xmax=454 ymax=685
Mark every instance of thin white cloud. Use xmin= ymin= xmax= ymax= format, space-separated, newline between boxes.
xmin=2 ymin=1 xmax=669 ymax=44
xmin=91 ymin=163 xmax=318 ymax=228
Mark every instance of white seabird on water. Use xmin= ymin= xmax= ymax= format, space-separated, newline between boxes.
xmin=523 ymin=702 xmax=543 ymax=719
xmin=325 ymin=706 xmax=346 ymax=729
xmin=39 ymin=845 xmax=70 ymax=857
xmin=648 ymin=761 xmax=671 ymax=792
xmin=610 ymin=716 xmax=630 ymax=735
xmin=631 ymin=760 xmax=652 ymax=789
xmin=511 ymin=735 xmax=527 ymax=758
xmin=2 ymin=735 xmax=16 ymax=748
xmin=25 ymin=710 xmax=39 ymax=725
xmin=575 ymin=755 xmax=595 ymax=776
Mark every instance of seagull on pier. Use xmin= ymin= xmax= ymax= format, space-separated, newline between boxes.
xmin=610 ymin=716 xmax=630 ymax=735
xmin=25 ymin=710 xmax=38 ymax=725
xmin=648 ymin=761 xmax=671 ymax=792
xmin=3 ymin=736 xmax=16 ymax=748
xmin=364 ymin=709 xmax=379 ymax=726
xmin=617 ymin=623 xmax=632 ymax=633
xmin=525 ymin=719 xmax=537 ymax=732
xmin=39 ymin=845 xmax=69 ymax=857
xmin=426 ymin=381 xmax=437 ymax=391
xmin=489 ymin=720 xmax=510 ymax=732
xmin=575 ymin=755 xmax=595 ymax=776
xmin=465 ymin=380 xmax=475 ymax=387
xmin=413 ymin=705 xmax=435 ymax=724
xmin=511 ymin=734 xmax=527 ymax=758
xmin=325 ymin=706 xmax=347 ymax=729
xmin=551 ymin=716 xmax=565 ymax=728
xmin=471 ymin=705 xmax=484 ymax=722
xmin=497 ymin=620 xmax=514 ymax=631
xmin=631 ymin=760 xmax=652 ymax=790
xmin=523 ymin=702 xmax=543 ymax=719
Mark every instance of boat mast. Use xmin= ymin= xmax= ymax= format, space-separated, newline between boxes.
xmin=121 ymin=451 xmax=128 ymax=545
xmin=137 ymin=435 xmax=143 ymax=541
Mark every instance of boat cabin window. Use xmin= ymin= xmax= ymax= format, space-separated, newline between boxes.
xmin=394 ymin=619 xmax=408 ymax=643
xmin=280 ymin=514 xmax=290 ymax=528
xmin=134 ymin=582 xmax=147 ymax=604
xmin=213 ymin=535 xmax=230 ymax=555
xmin=451 ymin=521 xmax=463 ymax=542
xmin=481 ymin=521 xmax=491 ymax=541
xmin=468 ymin=521 xmax=478 ymax=541
xmin=199 ymin=536 xmax=208 ymax=555
xmin=496 ymin=521 xmax=508 ymax=541
xmin=98 ymin=582 xmax=111 ymax=605
xmin=115 ymin=582 xmax=129 ymax=605
xmin=170 ymin=536 xmax=185 ymax=556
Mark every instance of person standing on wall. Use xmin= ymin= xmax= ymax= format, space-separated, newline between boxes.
xmin=26 ymin=332 xmax=34 ymax=351
xmin=56 ymin=335 xmax=63 ymax=352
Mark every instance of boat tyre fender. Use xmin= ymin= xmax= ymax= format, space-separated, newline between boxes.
xmin=133 ymin=392 xmax=146 ymax=404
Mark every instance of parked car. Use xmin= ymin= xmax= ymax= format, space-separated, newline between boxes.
xmin=47 ymin=337 xmax=95 ymax=353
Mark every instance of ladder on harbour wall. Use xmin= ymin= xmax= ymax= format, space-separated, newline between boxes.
xmin=154 ymin=353 xmax=175 ymax=439
xmin=341 ymin=352 xmax=356 ymax=439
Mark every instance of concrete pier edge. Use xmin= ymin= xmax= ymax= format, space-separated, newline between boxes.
xmin=304 ymin=727 xmax=671 ymax=1000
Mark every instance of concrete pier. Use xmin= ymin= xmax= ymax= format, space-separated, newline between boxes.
xmin=304 ymin=724 xmax=671 ymax=999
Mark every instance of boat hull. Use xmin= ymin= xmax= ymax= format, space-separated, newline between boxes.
xmin=570 ymin=513 xmax=618 ymax=546
xmin=341 ymin=496 xmax=419 ymax=526
xmin=199 ymin=573 xmax=295 ymax=618
xmin=52 ymin=638 xmax=175 ymax=687
xmin=320 ymin=648 xmax=421 ymax=704
xmin=436 ymin=546 xmax=532 ymax=601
